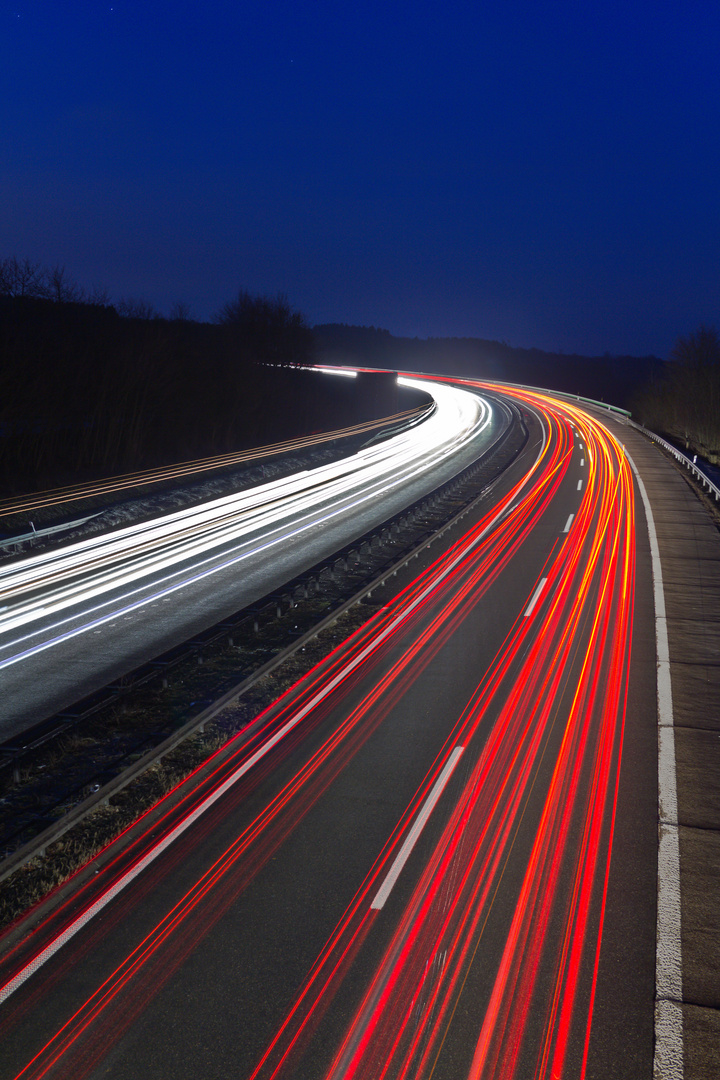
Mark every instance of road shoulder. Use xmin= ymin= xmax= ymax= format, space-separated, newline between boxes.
xmin=606 ymin=417 xmax=720 ymax=1080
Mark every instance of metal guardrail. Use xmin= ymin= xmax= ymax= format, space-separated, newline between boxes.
xmin=625 ymin=419 xmax=720 ymax=502
xmin=0 ymin=399 xmax=525 ymax=884
xmin=0 ymin=514 xmax=101 ymax=551
xmin=491 ymin=379 xmax=632 ymax=418
xmin=495 ymin=377 xmax=719 ymax=501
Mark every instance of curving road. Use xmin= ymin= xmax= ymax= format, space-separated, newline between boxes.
xmin=0 ymin=376 xmax=505 ymax=737
xmin=0 ymin=381 xmax=657 ymax=1079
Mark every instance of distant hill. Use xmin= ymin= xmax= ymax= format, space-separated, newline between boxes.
xmin=313 ymin=324 xmax=666 ymax=413
xmin=0 ymin=297 xmax=423 ymax=495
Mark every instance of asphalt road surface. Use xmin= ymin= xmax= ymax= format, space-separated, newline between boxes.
xmin=0 ymin=377 xmax=507 ymax=737
xmin=0 ymin=383 xmax=658 ymax=1079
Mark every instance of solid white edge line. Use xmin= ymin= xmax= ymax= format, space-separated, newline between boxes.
xmin=371 ymin=746 xmax=465 ymax=910
xmin=0 ymin=409 xmax=550 ymax=1005
xmin=626 ymin=450 xmax=684 ymax=1080
xmin=524 ymin=576 xmax=547 ymax=618
xmin=563 ymin=513 xmax=574 ymax=534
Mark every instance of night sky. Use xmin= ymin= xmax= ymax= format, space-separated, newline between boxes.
xmin=2 ymin=1 xmax=718 ymax=357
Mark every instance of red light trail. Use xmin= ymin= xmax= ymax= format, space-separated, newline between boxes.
xmin=0 ymin=384 xmax=639 ymax=1080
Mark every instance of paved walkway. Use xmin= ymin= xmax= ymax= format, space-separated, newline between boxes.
xmin=606 ymin=416 xmax=720 ymax=1079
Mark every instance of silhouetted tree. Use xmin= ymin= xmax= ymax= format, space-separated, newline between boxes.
xmin=214 ymin=290 xmax=313 ymax=366
xmin=1 ymin=261 xmax=425 ymax=494
xmin=168 ymin=300 xmax=193 ymax=322
xmin=47 ymin=264 xmax=85 ymax=303
xmin=634 ymin=324 xmax=720 ymax=462
xmin=668 ymin=325 xmax=720 ymax=458
xmin=116 ymin=297 xmax=160 ymax=319
xmin=0 ymin=256 xmax=48 ymax=298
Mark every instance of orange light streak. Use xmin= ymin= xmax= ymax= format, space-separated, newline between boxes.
xmin=0 ymin=386 xmax=639 ymax=1080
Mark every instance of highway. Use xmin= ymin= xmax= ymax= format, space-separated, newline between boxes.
xmin=0 ymin=382 xmax=658 ymax=1079
xmin=0 ymin=376 xmax=504 ymax=737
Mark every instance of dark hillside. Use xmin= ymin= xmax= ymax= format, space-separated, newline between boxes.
xmin=313 ymin=324 xmax=666 ymax=411
xmin=0 ymin=299 xmax=424 ymax=495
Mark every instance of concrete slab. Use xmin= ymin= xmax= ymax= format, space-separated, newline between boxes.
xmin=679 ymin=826 xmax=720 ymax=1009
xmin=651 ymin=506 xmax=711 ymax=522
xmin=670 ymin=662 xmax=720 ymax=731
xmin=668 ymin=621 xmax=720 ymax=665
xmin=654 ymin=534 xmax=720 ymax=560
xmin=654 ymin=521 xmax=720 ymax=546
xmin=662 ymin=559 xmax=720 ymax=590
xmin=665 ymin=582 xmax=720 ymax=622
xmin=621 ymin=421 xmax=720 ymax=1079
xmin=683 ymin=1003 xmax=720 ymax=1080
xmin=675 ymin=728 xmax=720 ymax=828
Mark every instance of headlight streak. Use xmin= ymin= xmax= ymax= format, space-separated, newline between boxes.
xmin=0 ymin=400 xmax=432 ymax=520
xmin=0 ymin=392 xmax=554 ymax=1078
xmin=0 ymin=401 xmax=550 ymax=1009
xmin=0 ymin=386 xmax=639 ymax=1080
xmin=0 ymin=382 xmax=489 ymax=669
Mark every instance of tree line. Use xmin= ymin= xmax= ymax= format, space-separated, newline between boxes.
xmin=634 ymin=326 xmax=720 ymax=464
xmin=0 ymin=259 xmax=386 ymax=494
xmin=313 ymin=323 xmax=664 ymax=412
xmin=314 ymin=322 xmax=720 ymax=464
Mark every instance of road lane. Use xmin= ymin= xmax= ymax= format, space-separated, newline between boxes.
xmin=0 ymin=386 xmax=657 ymax=1080
xmin=0 ymin=378 xmax=504 ymax=735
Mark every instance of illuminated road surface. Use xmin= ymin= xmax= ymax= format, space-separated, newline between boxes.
xmin=0 ymin=384 xmax=657 ymax=1079
xmin=0 ymin=377 xmax=502 ymax=735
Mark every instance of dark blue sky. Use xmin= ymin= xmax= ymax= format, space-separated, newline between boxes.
xmin=2 ymin=1 xmax=718 ymax=357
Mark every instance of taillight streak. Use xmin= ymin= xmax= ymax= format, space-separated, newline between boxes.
xmin=1 ymin=388 xmax=636 ymax=1080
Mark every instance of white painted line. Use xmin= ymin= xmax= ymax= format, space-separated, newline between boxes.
xmin=580 ymin=458 xmax=585 ymax=466
xmin=0 ymin=422 xmax=553 ymax=1006
xmin=524 ymin=576 xmax=547 ymax=618
xmin=579 ymin=443 xmax=583 ymax=449
xmin=371 ymin=746 xmax=464 ymax=910
xmin=577 ymin=479 xmax=583 ymax=491
xmin=563 ymin=514 xmax=574 ymax=533
xmin=626 ymin=450 xmax=683 ymax=1080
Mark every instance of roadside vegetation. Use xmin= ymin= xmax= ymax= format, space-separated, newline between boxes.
xmin=0 ymin=258 xmax=406 ymax=496
xmin=314 ymin=322 xmax=720 ymax=467
xmin=633 ymin=325 xmax=720 ymax=464
xmin=313 ymin=323 xmax=665 ymax=412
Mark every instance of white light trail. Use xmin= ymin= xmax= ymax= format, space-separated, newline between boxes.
xmin=0 ymin=378 xmax=492 ymax=671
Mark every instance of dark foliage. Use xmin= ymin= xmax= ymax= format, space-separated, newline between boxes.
xmin=313 ymin=324 xmax=665 ymax=413
xmin=633 ymin=325 xmax=720 ymax=463
xmin=0 ymin=283 xmax=407 ymax=495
